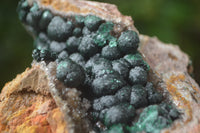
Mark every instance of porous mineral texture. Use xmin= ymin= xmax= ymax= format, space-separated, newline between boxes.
xmin=1 ymin=0 xmax=200 ymax=133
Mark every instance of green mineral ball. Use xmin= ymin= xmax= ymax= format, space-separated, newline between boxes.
xmin=93 ymin=22 xmax=116 ymax=47
xmin=112 ymin=58 xmax=131 ymax=79
xmin=105 ymin=124 xmax=125 ymax=133
xmin=18 ymin=10 xmax=27 ymax=22
xmin=98 ymin=22 xmax=114 ymax=34
xmin=84 ymin=15 xmax=102 ymax=31
xmin=57 ymin=51 xmax=68 ymax=61
xmin=130 ymin=85 xmax=148 ymax=108
xmin=124 ymin=53 xmax=150 ymax=71
xmin=26 ymin=13 xmax=36 ymax=27
xmin=75 ymin=15 xmax=85 ymax=26
xmin=82 ymin=27 xmax=92 ymax=35
xmin=118 ymin=30 xmax=139 ymax=54
xmin=101 ymin=45 xmax=122 ymax=60
xmin=32 ymin=48 xmax=56 ymax=62
xmin=20 ymin=0 xmax=29 ymax=10
xmin=50 ymin=41 xmax=66 ymax=53
xmin=92 ymin=74 xmax=125 ymax=96
xmin=104 ymin=104 xmax=135 ymax=127
xmin=93 ymin=33 xmax=108 ymax=47
xmin=73 ymin=28 xmax=82 ymax=37
xmin=39 ymin=10 xmax=53 ymax=30
xmin=145 ymin=82 xmax=163 ymax=104
xmin=26 ymin=2 xmax=42 ymax=27
xmin=69 ymin=53 xmax=85 ymax=66
xmin=34 ymin=33 xmax=50 ymax=50
xmin=78 ymin=35 xmax=99 ymax=58
xmin=129 ymin=66 xmax=147 ymax=85
xmin=17 ymin=0 xmax=29 ymax=22
xmin=115 ymin=86 xmax=131 ymax=103
xmin=47 ymin=16 xmax=73 ymax=41
xmin=66 ymin=36 xmax=81 ymax=53
xmin=30 ymin=2 xmax=39 ymax=13
xmin=56 ymin=60 xmax=85 ymax=88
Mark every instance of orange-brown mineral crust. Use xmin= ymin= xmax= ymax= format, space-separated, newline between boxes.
xmin=1 ymin=0 xmax=200 ymax=133
xmin=0 ymin=66 xmax=68 ymax=133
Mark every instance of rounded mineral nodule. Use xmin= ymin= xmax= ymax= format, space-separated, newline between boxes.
xmin=112 ymin=58 xmax=131 ymax=79
xmin=130 ymin=85 xmax=148 ymax=108
xmin=115 ymin=86 xmax=131 ymax=103
xmin=56 ymin=60 xmax=85 ymax=88
xmin=84 ymin=15 xmax=102 ymax=31
xmin=66 ymin=36 xmax=81 ymax=53
xmin=92 ymin=74 xmax=125 ymax=96
xmin=101 ymin=45 xmax=122 ymax=60
xmin=69 ymin=53 xmax=85 ymax=66
xmin=93 ymin=95 xmax=118 ymax=111
xmin=73 ymin=28 xmax=82 ymax=37
xmin=104 ymin=104 xmax=135 ymax=127
xmin=39 ymin=10 xmax=53 ymax=30
xmin=57 ymin=51 xmax=68 ymax=61
xmin=50 ymin=41 xmax=66 ymax=53
xmin=129 ymin=66 xmax=147 ymax=85
xmin=78 ymin=35 xmax=99 ymax=58
xmin=118 ymin=30 xmax=139 ymax=54
xmin=47 ymin=16 xmax=73 ymax=41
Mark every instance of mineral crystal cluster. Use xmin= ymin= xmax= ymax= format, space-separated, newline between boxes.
xmin=17 ymin=0 xmax=180 ymax=132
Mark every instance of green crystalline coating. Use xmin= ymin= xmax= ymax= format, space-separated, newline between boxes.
xmin=75 ymin=15 xmax=85 ymax=26
xmin=128 ymin=105 xmax=173 ymax=133
xmin=93 ymin=22 xmax=116 ymax=47
xmin=98 ymin=22 xmax=114 ymax=34
xmin=124 ymin=53 xmax=150 ymax=71
xmin=109 ymin=37 xmax=117 ymax=47
xmin=84 ymin=15 xmax=102 ymax=31
xmin=107 ymin=124 xmax=124 ymax=133
xmin=30 ymin=2 xmax=39 ymax=13
xmin=17 ymin=0 xmax=30 ymax=22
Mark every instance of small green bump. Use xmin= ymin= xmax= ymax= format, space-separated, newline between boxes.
xmin=109 ymin=37 xmax=117 ymax=47
xmin=107 ymin=124 xmax=124 ymax=133
xmin=39 ymin=10 xmax=53 ymax=29
xmin=118 ymin=30 xmax=139 ymax=54
xmin=94 ymin=33 xmax=108 ymax=47
xmin=30 ymin=2 xmax=39 ymax=13
xmin=129 ymin=105 xmax=173 ymax=133
xmin=124 ymin=53 xmax=150 ymax=71
xmin=73 ymin=28 xmax=82 ymax=37
xmin=21 ymin=1 xmax=29 ymax=9
xmin=75 ymin=15 xmax=85 ymax=26
xmin=84 ymin=15 xmax=102 ymax=31
xmin=98 ymin=21 xmax=114 ymax=34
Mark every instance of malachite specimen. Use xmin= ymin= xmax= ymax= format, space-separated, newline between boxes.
xmin=17 ymin=0 xmax=179 ymax=132
xmin=127 ymin=104 xmax=179 ymax=133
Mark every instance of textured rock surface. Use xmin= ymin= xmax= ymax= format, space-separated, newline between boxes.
xmin=1 ymin=0 xmax=200 ymax=133
xmin=139 ymin=35 xmax=200 ymax=133
xmin=0 ymin=65 xmax=68 ymax=133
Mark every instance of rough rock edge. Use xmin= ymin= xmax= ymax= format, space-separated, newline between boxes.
xmin=35 ymin=61 xmax=92 ymax=133
xmin=1 ymin=0 xmax=200 ymax=132
xmin=139 ymin=35 xmax=200 ymax=133
xmin=28 ymin=0 xmax=138 ymax=34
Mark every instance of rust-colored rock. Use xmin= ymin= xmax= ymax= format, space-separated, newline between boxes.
xmin=0 ymin=65 xmax=69 ymax=133
xmin=1 ymin=0 xmax=200 ymax=133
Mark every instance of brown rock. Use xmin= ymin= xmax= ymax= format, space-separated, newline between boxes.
xmin=139 ymin=35 xmax=200 ymax=133
xmin=1 ymin=0 xmax=200 ymax=133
